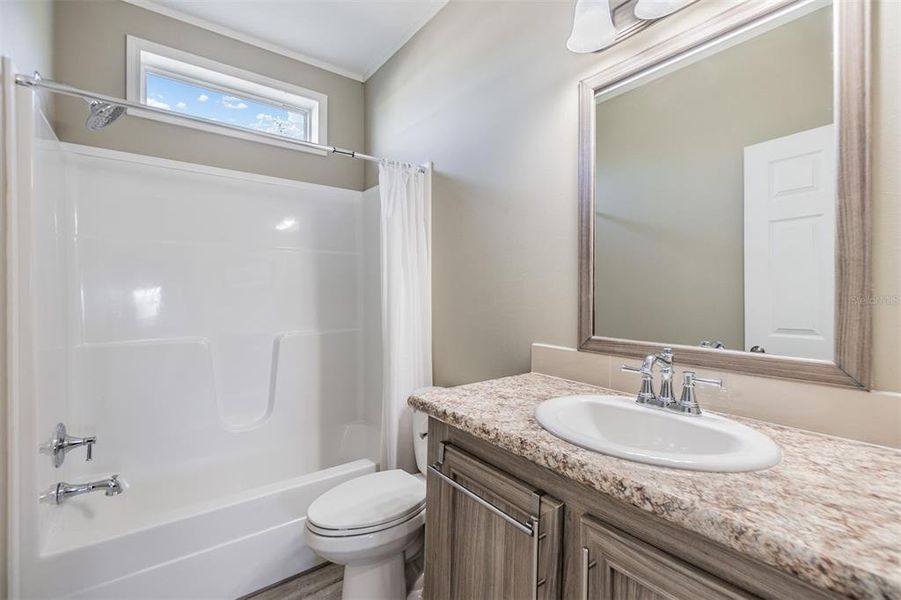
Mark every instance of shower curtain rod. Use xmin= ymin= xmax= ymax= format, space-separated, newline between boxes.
xmin=15 ymin=72 xmax=427 ymax=173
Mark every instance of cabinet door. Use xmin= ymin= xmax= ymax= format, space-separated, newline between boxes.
xmin=425 ymin=444 xmax=564 ymax=600
xmin=579 ymin=516 xmax=755 ymax=600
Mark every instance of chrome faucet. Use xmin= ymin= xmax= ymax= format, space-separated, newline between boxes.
xmin=41 ymin=423 xmax=96 ymax=468
xmin=40 ymin=474 xmax=126 ymax=505
xmin=622 ymin=349 xmax=726 ymax=415
xmin=621 ymin=347 xmax=674 ymax=407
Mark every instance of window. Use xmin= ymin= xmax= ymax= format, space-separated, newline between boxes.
xmin=126 ymin=36 xmax=327 ymax=151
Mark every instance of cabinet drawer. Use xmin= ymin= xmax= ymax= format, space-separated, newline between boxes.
xmin=580 ymin=515 xmax=755 ymax=600
xmin=425 ymin=443 xmax=564 ymax=600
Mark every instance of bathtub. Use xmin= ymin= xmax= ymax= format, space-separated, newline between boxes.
xmin=22 ymin=460 xmax=375 ymax=599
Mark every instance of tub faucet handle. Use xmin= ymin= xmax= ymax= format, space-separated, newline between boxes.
xmin=41 ymin=422 xmax=97 ymax=468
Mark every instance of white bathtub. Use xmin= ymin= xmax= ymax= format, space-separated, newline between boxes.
xmin=23 ymin=460 xmax=375 ymax=599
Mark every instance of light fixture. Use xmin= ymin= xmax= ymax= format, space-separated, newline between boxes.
xmin=567 ymin=0 xmax=617 ymax=53
xmin=633 ymin=0 xmax=694 ymax=20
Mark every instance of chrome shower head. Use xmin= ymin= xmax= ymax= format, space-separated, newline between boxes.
xmin=85 ymin=100 xmax=125 ymax=130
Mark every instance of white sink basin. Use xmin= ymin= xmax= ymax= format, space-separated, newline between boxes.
xmin=535 ymin=395 xmax=781 ymax=472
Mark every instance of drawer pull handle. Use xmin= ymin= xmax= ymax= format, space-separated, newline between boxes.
xmin=581 ymin=547 xmax=597 ymax=600
xmin=531 ymin=511 xmax=540 ymax=600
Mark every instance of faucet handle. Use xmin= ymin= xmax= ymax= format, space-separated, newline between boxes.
xmin=673 ymin=371 xmax=723 ymax=415
xmin=41 ymin=423 xmax=97 ymax=468
xmin=622 ymin=364 xmax=656 ymax=405
xmin=689 ymin=373 xmax=723 ymax=388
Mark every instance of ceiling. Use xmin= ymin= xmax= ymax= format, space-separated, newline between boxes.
xmin=125 ymin=0 xmax=448 ymax=81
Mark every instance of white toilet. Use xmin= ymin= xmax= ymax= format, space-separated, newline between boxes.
xmin=305 ymin=409 xmax=431 ymax=600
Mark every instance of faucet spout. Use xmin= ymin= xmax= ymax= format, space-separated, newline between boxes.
xmin=40 ymin=474 xmax=126 ymax=505
xmin=623 ymin=347 xmax=674 ymax=407
xmin=640 ymin=347 xmax=673 ymax=373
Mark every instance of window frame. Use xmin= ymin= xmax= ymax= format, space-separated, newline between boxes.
xmin=125 ymin=36 xmax=328 ymax=153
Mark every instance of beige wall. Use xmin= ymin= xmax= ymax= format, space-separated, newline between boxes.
xmin=365 ymin=0 xmax=901 ymax=397
xmin=1 ymin=0 xmax=54 ymax=77
xmin=53 ymin=0 xmax=365 ymax=190
xmin=365 ymin=0 xmax=602 ymax=384
xmin=594 ymin=6 xmax=832 ymax=350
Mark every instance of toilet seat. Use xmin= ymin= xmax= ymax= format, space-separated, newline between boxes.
xmin=306 ymin=470 xmax=426 ymax=538
xmin=307 ymin=505 xmax=425 ymax=537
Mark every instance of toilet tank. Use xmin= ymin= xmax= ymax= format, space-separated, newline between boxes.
xmin=411 ymin=387 xmax=441 ymax=476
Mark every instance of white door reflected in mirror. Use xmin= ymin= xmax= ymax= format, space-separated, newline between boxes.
xmin=744 ymin=125 xmax=836 ymax=360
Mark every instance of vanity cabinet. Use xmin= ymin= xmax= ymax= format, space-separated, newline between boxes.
xmin=424 ymin=419 xmax=838 ymax=600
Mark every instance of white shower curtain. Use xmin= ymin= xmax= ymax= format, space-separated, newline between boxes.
xmin=379 ymin=161 xmax=432 ymax=472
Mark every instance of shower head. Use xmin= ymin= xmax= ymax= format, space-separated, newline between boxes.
xmin=85 ymin=99 xmax=125 ymax=130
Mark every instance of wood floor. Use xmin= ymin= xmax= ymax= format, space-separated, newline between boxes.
xmin=243 ymin=563 xmax=343 ymax=600
xmin=242 ymin=552 xmax=422 ymax=599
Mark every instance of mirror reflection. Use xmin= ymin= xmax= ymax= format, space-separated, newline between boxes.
xmin=593 ymin=1 xmax=835 ymax=360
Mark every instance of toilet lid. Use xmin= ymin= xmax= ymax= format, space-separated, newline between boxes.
xmin=307 ymin=470 xmax=426 ymax=531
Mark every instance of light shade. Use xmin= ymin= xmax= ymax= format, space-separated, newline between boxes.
xmin=633 ymin=0 xmax=694 ymax=20
xmin=567 ymin=0 xmax=617 ymax=54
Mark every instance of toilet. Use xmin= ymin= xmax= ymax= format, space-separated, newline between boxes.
xmin=304 ymin=408 xmax=431 ymax=600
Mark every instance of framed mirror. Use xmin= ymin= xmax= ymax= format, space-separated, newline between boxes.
xmin=578 ymin=0 xmax=871 ymax=388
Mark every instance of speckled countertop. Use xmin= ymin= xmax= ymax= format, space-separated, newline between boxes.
xmin=409 ymin=373 xmax=901 ymax=599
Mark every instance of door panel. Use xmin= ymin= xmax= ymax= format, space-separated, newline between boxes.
xmin=580 ymin=516 xmax=754 ymax=600
xmin=425 ymin=444 xmax=563 ymax=600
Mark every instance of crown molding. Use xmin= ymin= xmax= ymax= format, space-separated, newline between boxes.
xmin=120 ymin=0 xmax=366 ymax=82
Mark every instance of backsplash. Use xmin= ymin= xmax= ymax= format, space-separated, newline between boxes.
xmin=531 ymin=343 xmax=901 ymax=448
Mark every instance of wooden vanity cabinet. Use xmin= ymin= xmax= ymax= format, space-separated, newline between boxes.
xmin=424 ymin=419 xmax=839 ymax=600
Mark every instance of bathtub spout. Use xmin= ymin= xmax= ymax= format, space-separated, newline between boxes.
xmin=40 ymin=474 xmax=126 ymax=505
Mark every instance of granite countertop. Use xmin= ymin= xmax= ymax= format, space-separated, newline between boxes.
xmin=409 ymin=373 xmax=901 ymax=599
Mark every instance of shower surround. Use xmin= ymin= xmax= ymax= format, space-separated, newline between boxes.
xmin=8 ymin=88 xmax=382 ymax=598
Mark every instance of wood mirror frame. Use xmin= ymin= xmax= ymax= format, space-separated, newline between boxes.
xmin=578 ymin=0 xmax=871 ymax=389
